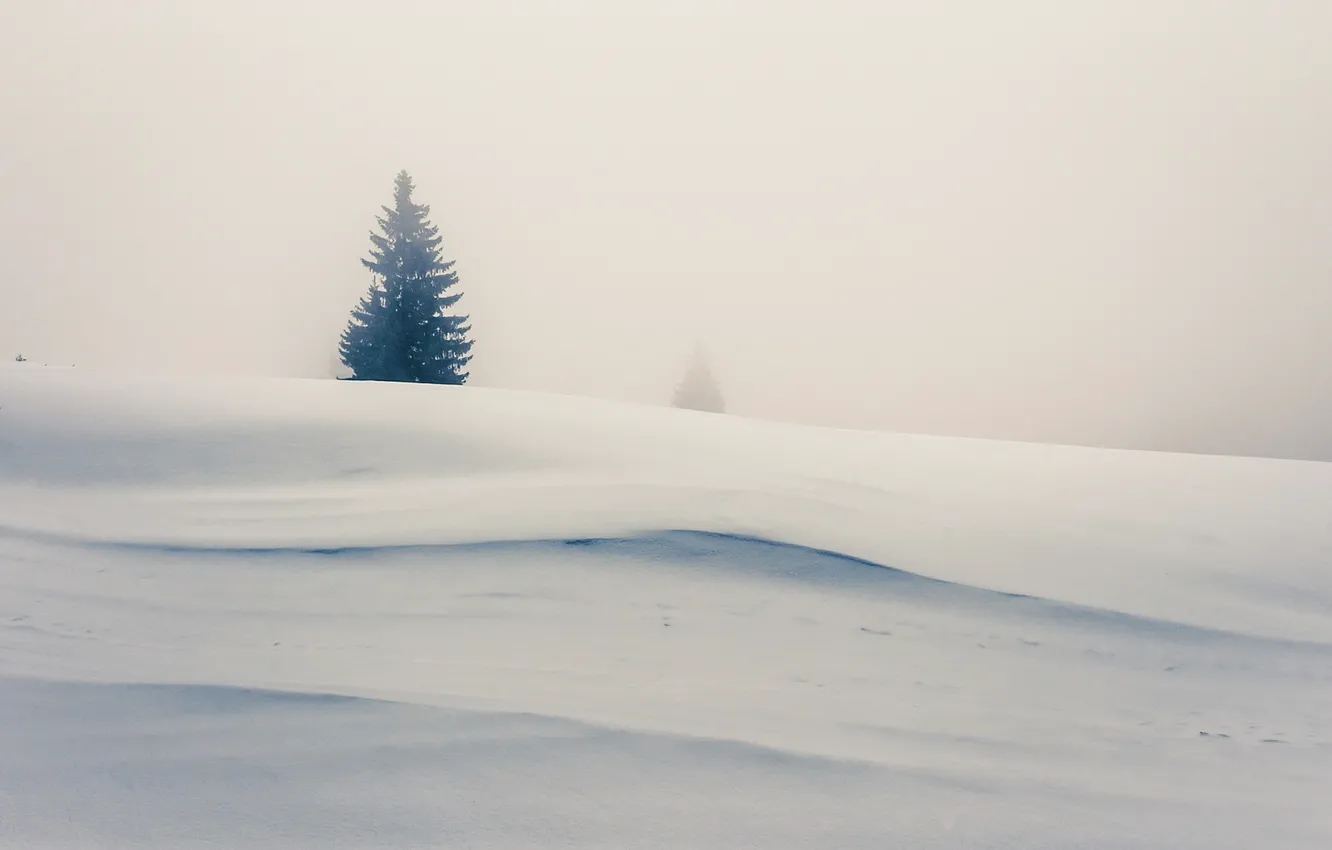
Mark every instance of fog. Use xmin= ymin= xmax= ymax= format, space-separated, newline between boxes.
xmin=3 ymin=1 xmax=1330 ymax=459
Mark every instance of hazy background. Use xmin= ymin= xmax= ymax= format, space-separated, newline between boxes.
xmin=2 ymin=0 xmax=1330 ymax=460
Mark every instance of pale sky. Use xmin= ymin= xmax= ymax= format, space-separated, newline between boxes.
xmin=2 ymin=1 xmax=1330 ymax=459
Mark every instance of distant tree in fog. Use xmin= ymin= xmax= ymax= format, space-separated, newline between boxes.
xmin=672 ymin=347 xmax=726 ymax=414
xmin=339 ymin=171 xmax=473 ymax=384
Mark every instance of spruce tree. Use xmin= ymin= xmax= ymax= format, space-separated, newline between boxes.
xmin=672 ymin=346 xmax=726 ymax=413
xmin=339 ymin=171 xmax=473 ymax=384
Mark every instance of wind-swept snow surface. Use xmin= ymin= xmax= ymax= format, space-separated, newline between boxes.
xmin=2 ymin=366 xmax=1331 ymax=848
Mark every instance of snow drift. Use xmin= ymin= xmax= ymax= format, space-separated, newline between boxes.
xmin=1 ymin=364 xmax=1330 ymax=848
xmin=3 ymin=363 xmax=1331 ymax=641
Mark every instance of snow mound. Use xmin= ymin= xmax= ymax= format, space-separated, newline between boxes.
xmin=3 ymin=366 xmax=1331 ymax=641
xmin=3 ymin=367 xmax=1332 ymax=847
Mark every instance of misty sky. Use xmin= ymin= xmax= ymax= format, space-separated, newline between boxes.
xmin=2 ymin=1 xmax=1330 ymax=459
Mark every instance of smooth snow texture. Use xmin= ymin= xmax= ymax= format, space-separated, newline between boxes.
xmin=1 ymin=364 xmax=1331 ymax=848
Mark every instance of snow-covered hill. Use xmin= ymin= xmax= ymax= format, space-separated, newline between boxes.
xmin=2 ymin=365 xmax=1330 ymax=848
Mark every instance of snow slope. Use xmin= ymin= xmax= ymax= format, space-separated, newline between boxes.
xmin=2 ymin=364 xmax=1330 ymax=848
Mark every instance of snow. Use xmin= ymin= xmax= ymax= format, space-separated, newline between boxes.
xmin=2 ymin=364 xmax=1331 ymax=848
